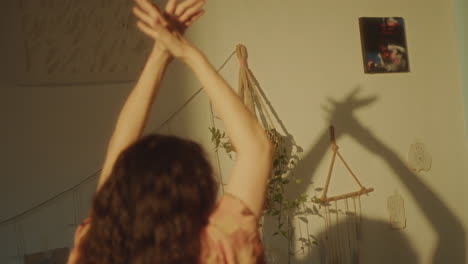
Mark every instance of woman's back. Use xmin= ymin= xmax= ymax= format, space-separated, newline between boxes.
xmin=68 ymin=194 xmax=265 ymax=264
xmin=201 ymin=194 xmax=265 ymax=263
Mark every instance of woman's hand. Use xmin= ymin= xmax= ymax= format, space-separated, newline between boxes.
xmin=164 ymin=0 xmax=206 ymax=33
xmin=133 ymin=0 xmax=205 ymax=58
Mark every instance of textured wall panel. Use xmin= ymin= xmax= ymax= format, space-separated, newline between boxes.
xmin=15 ymin=0 xmax=163 ymax=85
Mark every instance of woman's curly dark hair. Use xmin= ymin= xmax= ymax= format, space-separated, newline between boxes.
xmin=77 ymin=134 xmax=218 ymax=264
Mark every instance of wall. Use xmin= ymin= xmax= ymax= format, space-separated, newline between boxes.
xmin=454 ymin=0 xmax=468 ymax=136
xmin=1 ymin=0 xmax=467 ymax=263
xmin=453 ymin=0 xmax=468 ymax=262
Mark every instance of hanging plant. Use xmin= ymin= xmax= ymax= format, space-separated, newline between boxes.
xmin=209 ymin=124 xmax=321 ymax=259
xmin=208 ymin=44 xmax=323 ymax=261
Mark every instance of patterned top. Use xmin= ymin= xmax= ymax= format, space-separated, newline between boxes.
xmin=67 ymin=193 xmax=265 ymax=264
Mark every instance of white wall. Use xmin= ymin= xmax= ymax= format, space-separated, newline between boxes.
xmin=1 ymin=0 xmax=467 ymax=263
xmin=453 ymin=1 xmax=468 ymax=262
xmin=454 ymin=0 xmax=468 ymax=136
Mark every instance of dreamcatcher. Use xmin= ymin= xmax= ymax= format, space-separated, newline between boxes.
xmin=319 ymin=126 xmax=374 ymax=264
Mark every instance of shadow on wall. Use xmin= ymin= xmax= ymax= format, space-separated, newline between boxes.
xmin=262 ymin=87 xmax=466 ymax=264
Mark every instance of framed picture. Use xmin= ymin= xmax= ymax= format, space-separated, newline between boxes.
xmin=359 ymin=17 xmax=410 ymax=73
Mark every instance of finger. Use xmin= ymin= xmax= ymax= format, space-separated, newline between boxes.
xmin=165 ymin=0 xmax=178 ymax=15
xmin=132 ymin=7 xmax=159 ymax=27
xmin=137 ymin=20 xmax=173 ymax=47
xmin=174 ymin=0 xmax=202 ymax=17
xmin=184 ymin=9 xmax=204 ymax=27
xmin=143 ymin=20 xmax=174 ymax=43
xmin=134 ymin=0 xmax=159 ymax=16
xmin=136 ymin=21 xmax=161 ymax=40
xmin=134 ymin=0 xmax=168 ymax=25
xmin=179 ymin=1 xmax=205 ymax=23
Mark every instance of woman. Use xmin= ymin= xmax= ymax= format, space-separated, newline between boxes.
xmin=67 ymin=0 xmax=273 ymax=263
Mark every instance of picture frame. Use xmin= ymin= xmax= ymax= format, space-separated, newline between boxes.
xmin=359 ymin=17 xmax=410 ymax=74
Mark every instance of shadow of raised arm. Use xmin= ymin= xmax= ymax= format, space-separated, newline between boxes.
xmin=291 ymin=87 xmax=378 ymax=198
xmin=323 ymin=87 xmax=465 ymax=264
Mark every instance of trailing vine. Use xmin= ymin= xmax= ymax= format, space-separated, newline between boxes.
xmin=209 ymin=126 xmax=323 ymax=261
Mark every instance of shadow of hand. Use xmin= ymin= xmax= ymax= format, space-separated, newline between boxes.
xmin=322 ymin=87 xmax=378 ymax=138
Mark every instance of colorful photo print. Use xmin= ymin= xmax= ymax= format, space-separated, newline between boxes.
xmin=359 ymin=17 xmax=410 ymax=73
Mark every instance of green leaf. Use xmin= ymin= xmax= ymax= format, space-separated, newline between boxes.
xmin=304 ymin=207 xmax=313 ymax=214
xmin=313 ymin=205 xmax=320 ymax=214
xmin=298 ymin=217 xmax=308 ymax=223
xmin=274 ymin=193 xmax=283 ymax=202
xmin=311 ymin=197 xmax=322 ymax=204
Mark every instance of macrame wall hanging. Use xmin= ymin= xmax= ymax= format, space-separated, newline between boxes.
xmin=210 ymin=44 xmax=283 ymax=157
xmin=235 ymin=44 xmax=281 ymax=147
xmin=209 ymin=44 xmax=297 ymax=213
xmin=319 ymin=126 xmax=374 ymax=264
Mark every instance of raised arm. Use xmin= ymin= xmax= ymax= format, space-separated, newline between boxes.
xmin=133 ymin=1 xmax=273 ymax=216
xmin=96 ymin=46 xmax=170 ymax=191
xmin=96 ymin=0 xmax=206 ymax=191
xmin=185 ymin=52 xmax=273 ymax=216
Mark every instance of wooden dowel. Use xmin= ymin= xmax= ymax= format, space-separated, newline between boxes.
xmin=321 ymin=188 xmax=374 ymax=203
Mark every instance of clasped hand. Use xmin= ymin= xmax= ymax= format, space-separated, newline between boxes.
xmin=132 ymin=0 xmax=205 ymax=59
